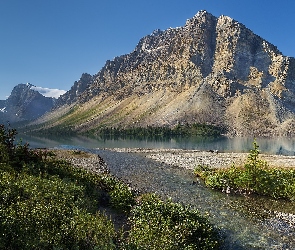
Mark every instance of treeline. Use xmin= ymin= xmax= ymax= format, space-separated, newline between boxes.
xmin=95 ymin=123 xmax=226 ymax=139
xmin=21 ymin=121 xmax=226 ymax=138
xmin=20 ymin=124 xmax=76 ymax=136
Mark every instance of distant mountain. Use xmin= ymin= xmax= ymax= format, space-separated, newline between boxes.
xmin=0 ymin=83 xmax=56 ymax=123
xmin=30 ymin=11 xmax=295 ymax=136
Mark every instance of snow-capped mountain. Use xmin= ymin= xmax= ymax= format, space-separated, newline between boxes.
xmin=0 ymin=83 xmax=58 ymax=123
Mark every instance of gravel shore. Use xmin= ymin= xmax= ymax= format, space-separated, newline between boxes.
xmin=106 ymin=148 xmax=295 ymax=169
xmin=54 ymin=147 xmax=295 ymax=173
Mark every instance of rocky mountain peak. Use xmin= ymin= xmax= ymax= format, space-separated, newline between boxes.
xmin=8 ymin=83 xmax=41 ymax=102
xmin=185 ymin=10 xmax=215 ymax=26
xmin=0 ymin=83 xmax=55 ymax=123
xmin=33 ymin=11 xmax=295 ymax=136
xmin=54 ymin=73 xmax=93 ymax=107
xmin=150 ymin=29 xmax=163 ymax=36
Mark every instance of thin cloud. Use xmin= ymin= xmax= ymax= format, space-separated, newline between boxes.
xmin=31 ymin=86 xmax=66 ymax=98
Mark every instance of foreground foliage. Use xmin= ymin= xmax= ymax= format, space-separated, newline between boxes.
xmin=0 ymin=172 xmax=116 ymax=249
xmin=0 ymin=124 xmax=221 ymax=249
xmin=195 ymin=140 xmax=295 ymax=201
xmin=122 ymin=194 xmax=220 ymax=250
xmin=0 ymin=125 xmax=126 ymax=249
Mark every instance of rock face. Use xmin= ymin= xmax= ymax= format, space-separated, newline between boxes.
xmin=35 ymin=11 xmax=295 ymax=136
xmin=0 ymin=83 xmax=55 ymax=123
xmin=54 ymin=73 xmax=93 ymax=107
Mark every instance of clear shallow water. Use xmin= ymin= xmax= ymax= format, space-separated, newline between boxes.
xmin=88 ymin=148 xmax=295 ymax=249
xmin=18 ymin=133 xmax=295 ymax=155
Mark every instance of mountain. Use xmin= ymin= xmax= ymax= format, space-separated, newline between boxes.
xmin=54 ymin=73 xmax=93 ymax=108
xmin=0 ymin=83 xmax=56 ymax=123
xmin=32 ymin=11 xmax=295 ymax=136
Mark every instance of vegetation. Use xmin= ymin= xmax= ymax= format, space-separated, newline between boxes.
xmin=0 ymin=125 xmax=129 ymax=249
xmin=0 ymin=124 xmax=220 ymax=249
xmin=122 ymin=194 xmax=220 ymax=249
xmin=23 ymin=124 xmax=76 ymax=136
xmin=24 ymin=122 xmax=225 ymax=138
xmin=94 ymin=123 xmax=226 ymax=139
xmin=195 ymin=140 xmax=295 ymax=201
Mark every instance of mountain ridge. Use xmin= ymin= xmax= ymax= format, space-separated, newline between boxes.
xmin=0 ymin=83 xmax=56 ymax=123
xmin=23 ymin=10 xmax=295 ymax=136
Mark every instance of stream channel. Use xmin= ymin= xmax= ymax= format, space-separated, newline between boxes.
xmin=60 ymin=145 xmax=295 ymax=250
xmin=20 ymin=134 xmax=295 ymax=249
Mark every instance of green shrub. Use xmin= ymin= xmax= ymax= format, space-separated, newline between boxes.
xmin=109 ymin=182 xmax=135 ymax=213
xmin=195 ymin=140 xmax=295 ymax=200
xmin=0 ymin=124 xmax=120 ymax=249
xmin=0 ymin=172 xmax=116 ymax=250
xmin=122 ymin=194 xmax=220 ymax=250
xmin=97 ymin=175 xmax=136 ymax=213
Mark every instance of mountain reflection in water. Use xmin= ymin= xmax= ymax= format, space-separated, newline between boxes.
xmin=18 ymin=134 xmax=295 ymax=156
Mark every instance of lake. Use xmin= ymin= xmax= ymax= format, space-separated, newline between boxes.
xmin=18 ymin=133 xmax=295 ymax=155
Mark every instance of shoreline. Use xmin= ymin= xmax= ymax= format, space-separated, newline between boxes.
xmin=104 ymin=148 xmax=295 ymax=169
xmin=51 ymin=147 xmax=295 ymax=248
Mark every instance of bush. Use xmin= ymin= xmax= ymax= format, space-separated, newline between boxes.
xmin=0 ymin=124 xmax=118 ymax=249
xmin=195 ymin=140 xmax=295 ymax=200
xmin=0 ymin=172 xmax=116 ymax=250
xmin=122 ymin=194 xmax=220 ymax=250
xmin=109 ymin=182 xmax=136 ymax=213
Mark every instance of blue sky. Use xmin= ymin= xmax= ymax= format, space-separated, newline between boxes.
xmin=1 ymin=0 xmax=294 ymax=100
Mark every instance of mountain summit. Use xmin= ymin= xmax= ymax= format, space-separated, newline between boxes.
xmin=34 ymin=11 xmax=295 ymax=136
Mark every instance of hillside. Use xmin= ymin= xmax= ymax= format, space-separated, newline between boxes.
xmin=30 ymin=10 xmax=295 ymax=136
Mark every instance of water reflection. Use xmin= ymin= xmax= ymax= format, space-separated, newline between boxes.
xmin=18 ymin=133 xmax=295 ymax=155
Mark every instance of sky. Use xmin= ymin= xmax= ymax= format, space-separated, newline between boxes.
xmin=1 ymin=0 xmax=295 ymax=100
